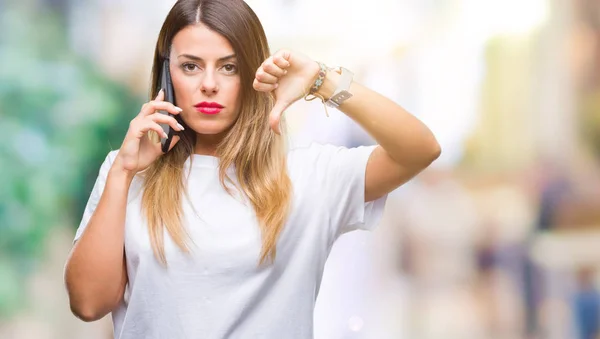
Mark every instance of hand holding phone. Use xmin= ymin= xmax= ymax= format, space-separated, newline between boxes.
xmin=114 ymin=59 xmax=184 ymax=175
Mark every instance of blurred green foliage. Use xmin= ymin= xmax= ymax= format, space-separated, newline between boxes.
xmin=0 ymin=3 xmax=143 ymax=318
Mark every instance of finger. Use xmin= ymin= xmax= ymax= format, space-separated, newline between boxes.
xmin=135 ymin=119 xmax=169 ymax=140
xmin=269 ymin=101 xmax=290 ymax=135
xmin=140 ymin=101 xmax=183 ymax=117
xmin=255 ymin=69 xmax=279 ymax=84
xmin=262 ymin=61 xmax=286 ymax=78
xmin=273 ymin=54 xmax=290 ymax=69
xmin=155 ymin=88 xmax=164 ymax=101
xmin=273 ymin=50 xmax=291 ymax=68
xmin=147 ymin=112 xmax=185 ymax=132
xmin=253 ymin=79 xmax=278 ymax=92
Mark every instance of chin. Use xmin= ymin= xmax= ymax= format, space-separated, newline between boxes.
xmin=186 ymin=119 xmax=233 ymax=136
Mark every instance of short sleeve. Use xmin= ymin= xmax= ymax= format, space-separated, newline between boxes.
xmin=73 ymin=150 xmax=119 ymax=243
xmin=302 ymin=143 xmax=388 ymax=236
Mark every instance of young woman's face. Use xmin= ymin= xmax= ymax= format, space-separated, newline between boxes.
xmin=169 ymin=23 xmax=242 ymax=138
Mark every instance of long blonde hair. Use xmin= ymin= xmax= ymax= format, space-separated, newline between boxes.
xmin=141 ymin=0 xmax=292 ymax=266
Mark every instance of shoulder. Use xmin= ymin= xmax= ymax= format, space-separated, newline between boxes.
xmin=286 ymin=142 xmax=374 ymax=183
xmin=286 ymin=143 xmax=333 ymax=185
xmin=287 ymin=142 xmax=342 ymax=165
xmin=287 ymin=142 xmax=377 ymax=167
xmin=102 ymin=149 xmax=120 ymax=167
xmin=105 ymin=149 xmax=119 ymax=163
xmin=96 ymin=149 xmax=120 ymax=175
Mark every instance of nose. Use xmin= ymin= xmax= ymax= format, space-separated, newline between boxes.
xmin=200 ymin=71 xmax=218 ymax=95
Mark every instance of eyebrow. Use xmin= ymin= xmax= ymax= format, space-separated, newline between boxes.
xmin=177 ymin=53 xmax=237 ymax=62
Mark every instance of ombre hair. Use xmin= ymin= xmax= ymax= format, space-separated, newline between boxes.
xmin=142 ymin=0 xmax=291 ymax=266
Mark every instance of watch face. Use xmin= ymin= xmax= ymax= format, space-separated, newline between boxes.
xmin=327 ymin=90 xmax=353 ymax=108
xmin=334 ymin=91 xmax=353 ymax=103
xmin=327 ymin=67 xmax=354 ymax=108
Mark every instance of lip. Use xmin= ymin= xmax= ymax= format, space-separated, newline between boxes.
xmin=194 ymin=102 xmax=224 ymax=115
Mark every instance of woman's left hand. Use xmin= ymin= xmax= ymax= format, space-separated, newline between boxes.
xmin=253 ymin=49 xmax=320 ymax=134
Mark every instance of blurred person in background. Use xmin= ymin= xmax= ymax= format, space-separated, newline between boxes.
xmin=573 ymin=267 xmax=600 ymax=339
xmin=62 ymin=0 xmax=440 ymax=338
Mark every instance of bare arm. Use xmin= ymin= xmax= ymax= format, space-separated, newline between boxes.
xmin=253 ymin=50 xmax=441 ymax=202
xmin=63 ymin=89 xmax=183 ymax=322
xmin=64 ymin=162 xmax=134 ymax=322
xmin=316 ymin=70 xmax=441 ymax=202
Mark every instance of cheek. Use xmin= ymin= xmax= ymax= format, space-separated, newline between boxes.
xmin=173 ymin=77 xmax=196 ymax=104
xmin=228 ymin=79 xmax=242 ymax=106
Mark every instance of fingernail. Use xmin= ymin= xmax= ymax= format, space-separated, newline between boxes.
xmin=163 ymin=131 xmax=169 ymax=139
xmin=176 ymin=123 xmax=185 ymax=130
xmin=283 ymin=70 xmax=288 ymax=75
xmin=274 ymin=83 xmax=279 ymax=88
xmin=175 ymin=106 xmax=183 ymax=112
xmin=156 ymin=88 xmax=163 ymax=97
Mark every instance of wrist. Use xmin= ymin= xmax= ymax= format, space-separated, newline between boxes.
xmin=304 ymin=62 xmax=355 ymax=113
xmin=315 ymin=69 xmax=341 ymax=101
xmin=109 ymin=158 xmax=137 ymax=184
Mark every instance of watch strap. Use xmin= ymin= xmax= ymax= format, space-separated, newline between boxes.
xmin=325 ymin=67 xmax=354 ymax=108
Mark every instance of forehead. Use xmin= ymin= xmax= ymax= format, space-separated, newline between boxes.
xmin=170 ymin=23 xmax=234 ymax=59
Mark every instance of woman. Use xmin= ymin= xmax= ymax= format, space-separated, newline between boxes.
xmin=64 ymin=0 xmax=440 ymax=337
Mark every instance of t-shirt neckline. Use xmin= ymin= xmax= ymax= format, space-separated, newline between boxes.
xmin=186 ymin=154 xmax=219 ymax=168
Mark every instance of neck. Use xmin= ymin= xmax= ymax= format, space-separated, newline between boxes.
xmin=194 ymin=133 xmax=225 ymax=156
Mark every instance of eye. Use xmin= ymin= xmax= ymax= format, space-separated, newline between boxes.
xmin=182 ymin=63 xmax=199 ymax=72
xmin=221 ymin=63 xmax=238 ymax=74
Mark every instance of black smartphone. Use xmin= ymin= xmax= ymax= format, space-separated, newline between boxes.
xmin=158 ymin=58 xmax=179 ymax=153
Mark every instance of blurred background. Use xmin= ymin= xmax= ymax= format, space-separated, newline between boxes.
xmin=1 ymin=0 xmax=600 ymax=338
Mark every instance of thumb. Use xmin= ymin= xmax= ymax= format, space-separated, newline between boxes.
xmin=275 ymin=49 xmax=292 ymax=65
xmin=269 ymin=100 xmax=290 ymax=135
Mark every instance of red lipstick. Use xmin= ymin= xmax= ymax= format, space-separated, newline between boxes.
xmin=194 ymin=102 xmax=224 ymax=115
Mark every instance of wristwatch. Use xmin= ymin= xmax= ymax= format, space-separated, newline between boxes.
xmin=325 ymin=67 xmax=354 ymax=108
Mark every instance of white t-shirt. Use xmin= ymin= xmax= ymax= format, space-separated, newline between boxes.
xmin=73 ymin=143 xmax=388 ymax=339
